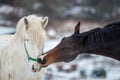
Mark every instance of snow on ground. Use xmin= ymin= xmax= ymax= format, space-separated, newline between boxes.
xmin=0 ymin=26 xmax=15 ymax=34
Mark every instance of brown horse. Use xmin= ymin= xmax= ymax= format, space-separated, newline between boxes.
xmin=37 ymin=22 xmax=120 ymax=67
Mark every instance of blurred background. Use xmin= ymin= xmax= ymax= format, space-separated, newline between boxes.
xmin=0 ymin=0 xmax=120 ymax=80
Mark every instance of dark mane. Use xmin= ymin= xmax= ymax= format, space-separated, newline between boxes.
xmin=82 ymin=22 xmax=120 ymax=47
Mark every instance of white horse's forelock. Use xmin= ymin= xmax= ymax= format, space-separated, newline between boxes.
xmin=0 ymin=15 xmax=48 ymax=80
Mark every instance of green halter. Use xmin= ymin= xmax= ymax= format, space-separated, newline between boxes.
xmin=24 ymin=38 xmax=37 ymax=61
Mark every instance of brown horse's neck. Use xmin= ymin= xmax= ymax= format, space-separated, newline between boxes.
xmin=77 ymin=22 xmax=120 ymax=61
xmin=87 ymin=45 xmax=120 ymax=61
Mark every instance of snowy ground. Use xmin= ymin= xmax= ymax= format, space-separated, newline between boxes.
xmin=0 ymin=26 xmax=15 ymax=34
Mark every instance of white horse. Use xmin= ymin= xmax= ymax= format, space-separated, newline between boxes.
xmin=0 ymin=15 xmax=48 ymax=80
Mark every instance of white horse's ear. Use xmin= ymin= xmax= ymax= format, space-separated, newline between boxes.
xmin=24 ymin=18 xmax=29 ymax=30
xmin=42 ymin=16 xmax=48 ymax=28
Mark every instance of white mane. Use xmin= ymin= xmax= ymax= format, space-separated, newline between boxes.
xmin=0 ymin=15 xmax=48 ymax=80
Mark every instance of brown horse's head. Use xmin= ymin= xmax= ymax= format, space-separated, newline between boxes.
xmin=37 ymin=22 xmax=86 ymax=67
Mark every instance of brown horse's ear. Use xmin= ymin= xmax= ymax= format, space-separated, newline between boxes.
xmin=24 ymin=18 xmax=29 ymax=30
xmin=74 ymin=22 xmax=80 ymax=34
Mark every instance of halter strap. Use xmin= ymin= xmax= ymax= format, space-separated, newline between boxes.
xmin=24 ymin=38 xmax=37 ymax=61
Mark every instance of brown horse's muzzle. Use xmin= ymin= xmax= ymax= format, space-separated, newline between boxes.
xmin=37 ymin=49 xmax=58 ymax=67
xmin=37 ymin=48 xmax=79 ymax=67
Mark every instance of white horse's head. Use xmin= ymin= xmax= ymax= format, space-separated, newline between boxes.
xmin=15 ymin=15 xmax=48 ymax=72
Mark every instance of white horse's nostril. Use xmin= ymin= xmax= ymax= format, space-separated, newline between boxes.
xmin=32 ymin=65 xmax=35 ymax=70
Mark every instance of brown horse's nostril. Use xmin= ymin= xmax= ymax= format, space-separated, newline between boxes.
xmin=37 ymin=58 xmax=46 ymax=64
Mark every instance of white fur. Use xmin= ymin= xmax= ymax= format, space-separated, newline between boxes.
xmin=0 ymin=15 xmax=48 ymax=80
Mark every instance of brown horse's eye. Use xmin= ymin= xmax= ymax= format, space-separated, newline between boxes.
xmin=62 ymin=37 xmax=65 ymax=41
xmin=37 ymin=58 xmax=46 ymax=64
